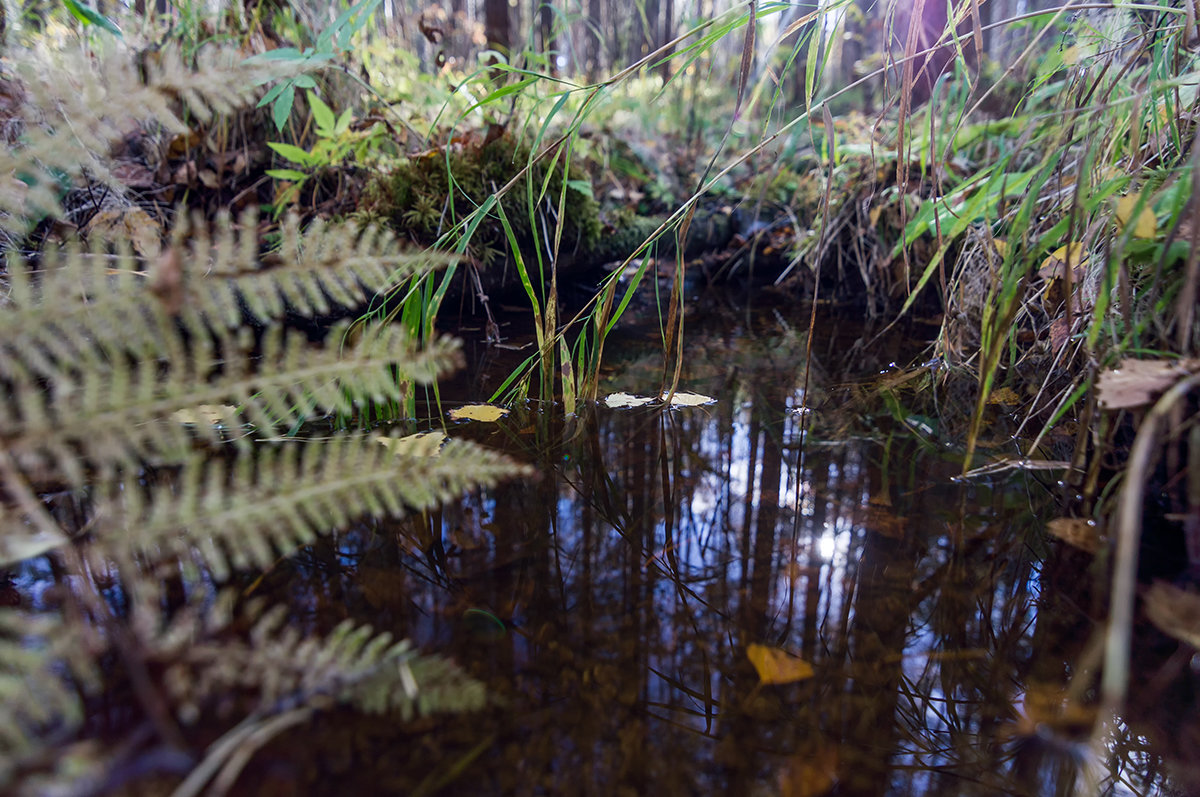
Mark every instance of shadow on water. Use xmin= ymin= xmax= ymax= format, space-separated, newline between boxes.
xmin=204 ymin=292 xmax=1188 ymax=796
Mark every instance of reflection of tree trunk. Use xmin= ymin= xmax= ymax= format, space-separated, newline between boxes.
xmin=586 ymin=0 xmax=602 ymax=81
xmin=537 ymin=0 xmax=556 ymax=74
xmin=485 ymin=0 xmax=511 ymax=57
xmin=841 ymin=528 xmax=916 ymax=794
xmin=748 ymin=417 xmax=783 ymax=624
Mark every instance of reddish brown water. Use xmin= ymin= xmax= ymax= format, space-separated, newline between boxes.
xmin=16 ymin=291 xmax=1195 ymax=795
xmin=234 ymin=295 xmax=1185 ymax=795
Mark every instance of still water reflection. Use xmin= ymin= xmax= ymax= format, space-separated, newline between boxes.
xmin=231 ymin=298 xmax=1179 ymax=795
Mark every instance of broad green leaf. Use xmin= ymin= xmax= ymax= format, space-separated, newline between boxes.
xmin=257 ymin=82 xmax=287 ymax=106
xmin=266 ymin=169 xmax=309 ymax=181
xmin=566 ymin=179 xmax=593 ymax=199
xmin=307 ymin=91 xmax=336 ymax=135
xmin=63 ymin=0 xmax=122 ymax=37
xmin=244 ymin=47 xmax=306 ymax=63
xmin=267 ymin=141 xmax=314 ymax=166
xmin=273 ymin=84 xmax=295 ymax=132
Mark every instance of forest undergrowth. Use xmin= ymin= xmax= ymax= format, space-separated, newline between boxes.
xmin=0 ymin=0 xmax=1198 ymax=792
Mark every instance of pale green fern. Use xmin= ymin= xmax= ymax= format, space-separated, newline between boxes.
xmin=0 ymin=38 xmax=522 ymax=794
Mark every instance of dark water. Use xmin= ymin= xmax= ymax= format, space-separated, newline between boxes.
xmin=19 ymin=292 xmax=1195 ymax=795
xmin=222 ymin=293 xmax=1186 ymax=796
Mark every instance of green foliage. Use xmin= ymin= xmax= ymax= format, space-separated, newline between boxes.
xmin=0 ymin=39 xmax=525 ymax=793
xmin=372 ymin=133 xmax=601 ymax=263
xmin=246 ymin=0 xmax=383 ymax=132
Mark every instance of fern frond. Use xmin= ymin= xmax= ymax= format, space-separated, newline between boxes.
xmin=179 ymin=211 xmax=454 ymax=328
xmin=112 ymin=434 xmax=526 ymax=580
xmin=0 ymin=611 xmax=97 ymax=784
xmin=2 ymin=46 xmax=282 ymax=229
xmin=0 ymin=213 xmax=452 ymax=387
xmin=2 ymin=321 xmax=463 ymax=483
xmin=169 ymin=608 xmax=485 ymax=721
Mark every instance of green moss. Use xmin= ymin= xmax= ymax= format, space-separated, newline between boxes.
xmin=367 ymin=134 xmax=600 ymax=264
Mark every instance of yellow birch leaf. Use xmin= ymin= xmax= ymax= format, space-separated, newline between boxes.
xmin=1045 ymin=517 xmax=1102 ymax=554
xmin=448 ymin=404 xmax=509 ymax=422
xmin=1115 ymin=193 xmax=1156 ymax=239
xmin=747 ymin=643 xmax=814 ymax=685
xmin=663 ymin=391 xmax=717 ymax=407
xmin=986 ymin=386 xmax=1020 ymax=406
xmin=377 ymin=430 xmax=446 ymax=457
xmin=604 ymin=392 xmax=655 ymax=408
xmin=171 ymin=404 xmax=238 ymax=425
xmin=1040 ymin=242 xmax=1086 ymax=276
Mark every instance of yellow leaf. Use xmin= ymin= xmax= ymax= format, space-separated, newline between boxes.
xmin=1115 ymin=193 xmax=1156 ymax=239
xmin=171 ymin=404 xmax=238 ymax=426
xmin=747 ymin=643 xmax=814 ymax=685
xmin=448 ymin=404 xmax=509 ymax=422
xmin=1045 ymin=517 xmax=1102 ymax=554
xmin=376 ymin=430 xmax=446 ymax=457
xmin=993 ymin=238 xmax=1007 ymax=257
xmin=663 ymin=391 xmax=716 ymax=407
xmin=986 ymin=386 xmax=1021 ymax=406
xmin=1040 ymin=242 xmax=1086 ymax=276
xmin=604 ymin=392 xmax=654 ymax=408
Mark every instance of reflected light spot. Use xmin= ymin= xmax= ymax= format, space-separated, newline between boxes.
xmin=818 ymin=534 xmax=836 ymax=560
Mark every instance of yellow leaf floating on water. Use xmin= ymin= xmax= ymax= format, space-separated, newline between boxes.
xmin=171 ymin=404 xmax=238 ymax=426
xmin=448 ymin=404 xmax=509 ymax=422
xmin=1115 ymin=193 xmax=1156 ymax=239
xmin=377 ymin=430 xmax=446 ymax=457
xmin=747 ymin=643 xmax=814 ymax=685
xmin=604 ymin=392 xmax=655 ymax=408
xmin=1045 ymin=517 xmax=1102 ymax=554
xmin=662 ymin=391 xmax=717 ymax=407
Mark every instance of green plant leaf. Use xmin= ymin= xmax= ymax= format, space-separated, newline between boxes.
xmin=267 ymin=141 xmax=314 ymax=166
xmin=266 ymin=169 xmax=309 ymax=181
xmin=245 ymin=46 xmax=307 ymax=63
xmin=62 ymin=0 xmax=123 ymax=37
xmin=308 ymin=91 xmax=336 ymax=135
xmin=273 ymin=84 xmax=295 ymax=132
xmin=566 ymin=179 xmax=593 ymax=199
xmin=257 ymin=82 xmax=287 ymax=107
